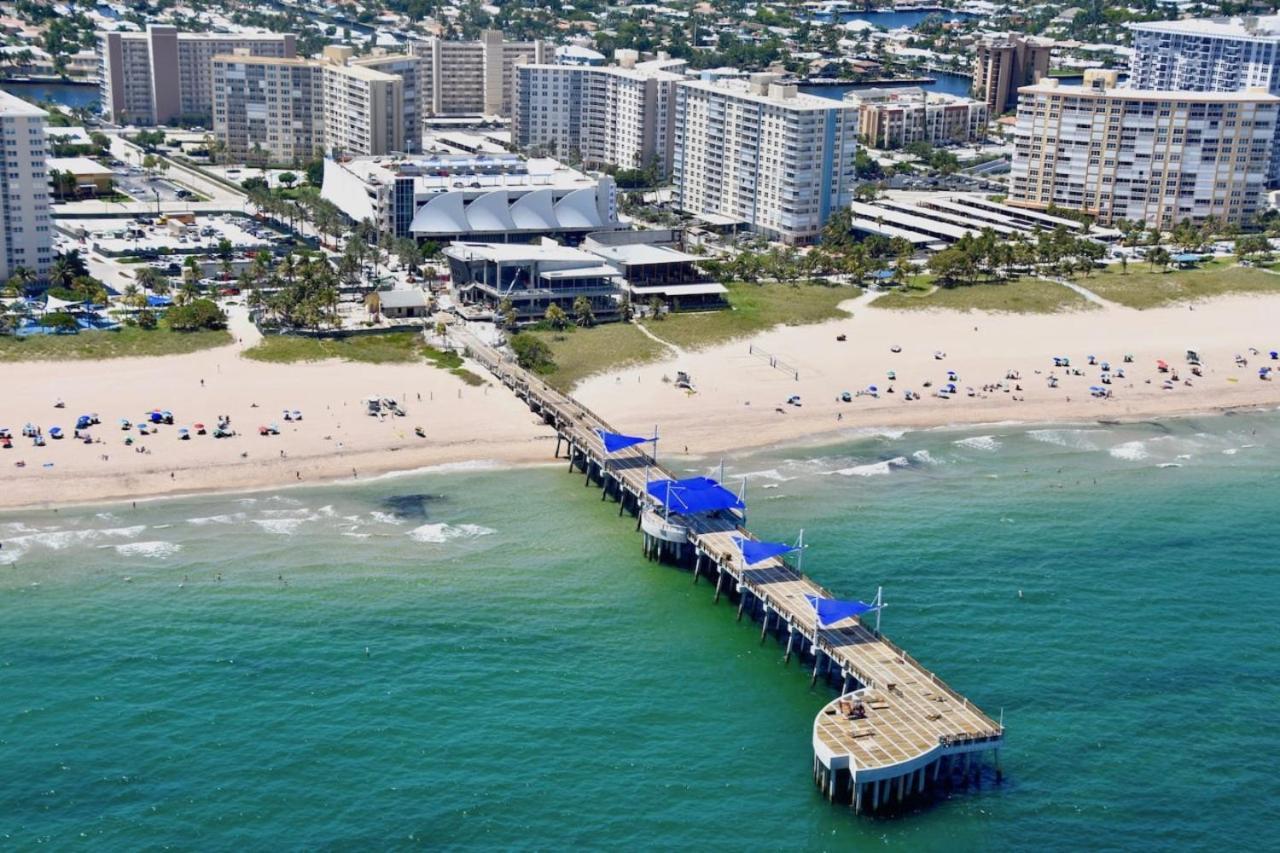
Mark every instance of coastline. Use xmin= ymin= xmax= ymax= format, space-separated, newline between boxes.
xmin=6 ymin=292 xmax=1280 ymax=512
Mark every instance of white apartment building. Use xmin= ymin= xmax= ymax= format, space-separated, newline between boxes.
xmin=320 ymin=49 xmax=404 ymax=158
xmin=211 ymin=49 xmax=403 ymax=165
xmin=514 ymin=52 xmax=686 ymax=177
xmin=0 ymin=91 xmax=53 ymax=280
xmin=211 ymin=55 xmax=324 ymax=165
xmin=99 ymin=25 xmax=296 ymax=125
xmin=1128 ymin=17 xmax=1280 ymax=94
xmin=673 ymin=74 xmax=861 ymax=243
xmin=1130 ymin=16 xmax=1280 ymax=183
xmin=1008 ymin=71 xmax=1279 ymax=228
xmin=845 ymin=87 xmax=988 ymax=149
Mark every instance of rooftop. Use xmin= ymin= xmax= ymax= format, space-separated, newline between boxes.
xmin=444 ymin=241 xmax=606 ymax=264
xmin=589 ymin=242 xmax=702 ymax=267
xmin=48 ymin=156 xmax=113 ymax=177
xmin=1020 ymin=80 xmax=1280 ymax=103
xmin=0 ymin=89 xmax=46 ymax=119
xmin=679 ymin=76 xmax=851 ymax=111
xmin=1129 ymin=15 xmax=1280 ymax=39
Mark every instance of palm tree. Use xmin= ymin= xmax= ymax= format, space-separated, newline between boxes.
xmin=8 ymin=265 xmax=35 ymax=294
xmin=572 ymin=295 xmax=595 ymax=328
xmin=544 ymin=303 xmax=568 ymax=330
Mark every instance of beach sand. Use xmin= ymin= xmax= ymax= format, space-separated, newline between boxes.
xmin=4 ymin=294 xmax=1280 ymax=510
xmin=0 ymin=310 xmax=551 ymax=510
xmin=574 ymin=293 xmax=1280 ymax=455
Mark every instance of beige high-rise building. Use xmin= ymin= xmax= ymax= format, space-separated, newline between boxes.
xmin=1008 ymin=70 xmax=1278 ymax=228
xmin=972 ymin=34 xmax=1051 ymax=115
xmin=320 ymin=49 xmax=404 ymax=158
xmin=211 ymin=48 xmax=404 ymax=164
xmin=210 ymin=54 xmax=324 ymax=166
xmin=351 ymin=52 xmax=426 ymax=153
xmin=99 ymin=25 xmax=296 ymax=125
xmin=418 ymin=30 xmax=548 ymax=116
xmin=0 ymin=91 xmax=53 ymax=280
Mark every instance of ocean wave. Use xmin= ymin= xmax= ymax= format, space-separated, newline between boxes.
xmin=954 ymin=435 xmax=999 ymax=452
xmin=739 ymin=468 xmax=793 ymax=483
xmin=1158 ymin=463 xmax=1183 ymax=469
xmin=187 ymin=512 xmax=248 ymax=526
xmin=911 ymin=449 xmax=939 ymax=465
xmin=114 ymin=541 xmax=181 ymax=558
xmin=368 ymin=460 xmax=504 ymax=482
xmin=1026 ymin=428 xmax=1107 ymax=451
xmin=1109 ymin=441 xmax=1150 ymax=461
xmin=368 ymin=511 xmax=405 ymax=526
xmin=252 ymin=518 xmax=308 ymax=535
xmin=830 ymin=456 xmax=909 ymax=477
xmin=407 ymin=522 xmax=496 ymax=544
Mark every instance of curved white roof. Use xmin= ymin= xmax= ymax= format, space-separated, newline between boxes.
xmin=509 ymin=189 xmax=559 ymax=230
xmin=411 ymin=193 xmax=469 ymax=234
xmin=554 ymin=188 xmax=605 ymax=229
xmin=465 ymin=190 xmax=517 ymax=232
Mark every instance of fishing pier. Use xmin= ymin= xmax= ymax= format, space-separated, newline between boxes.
xmin=460 ymin=332 xmax=1004 ymax=814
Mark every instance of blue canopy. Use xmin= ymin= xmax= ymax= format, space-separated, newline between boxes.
xmin=1171 ymin=253 xmax=1202 ymax=263
xmin=646 ymin=476 xmax=744 ymax=515
xmin=805 ymin=594 xmax=876 ymax=627
xmin=147 ymin=295 xmax=172 ymax=307
xmin=596 ymin=429 xmax=652 ymax=455
xmin=732 ymin=536 xmax=796 ymax=565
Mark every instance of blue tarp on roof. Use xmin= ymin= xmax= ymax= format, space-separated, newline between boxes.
xmin=646 ymin=476 xmax=744 ymax=515
xmin=596 ymin=429 xmax=652 ymax=454
xmin=805 ymin=594 xmax=876 ymax=627
xmin=732 ymin=536 xmax=796 ymax=565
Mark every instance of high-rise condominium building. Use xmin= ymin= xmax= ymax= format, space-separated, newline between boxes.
xmin=1008 ymin=71 xmax=1278 ymax=228
xmin=972 ymin=33 xmax=1052 ymax=114
xmin=1129 ymin=15 xmax=1280 ymax=183
xmin=210 ymin=55 xmax=324 ymax=165
xmin=673 ymin=74 xmax=861 ymax=243
xmin=514 ymin=51 xmax=686 ymax=177
xmin=0 ymin=90 xmax=53 ymax=280
xmin=211 ymin=47 xmax=404 ymax=165
xmin=99 ymin=25 xmax=296 ymax=125
xmin=844 ymin=87 xmax=988 ymax=149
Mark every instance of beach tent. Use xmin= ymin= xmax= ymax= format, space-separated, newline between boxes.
xmin=804 ymin=593 xmax=879 ymax=628
xmin=732 ymin=536 xmax=797 ymax=566
xmin=646 ymin=476 xmax=744 ymax=516
xmin=43 ymin=294 xmax=83 ymax=314
xmin=595 ymin=428 xmax=654 ymax=455
xmin=147 ymin=295 xmax=173 ymax=308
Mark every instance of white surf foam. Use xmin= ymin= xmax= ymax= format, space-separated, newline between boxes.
xmin=1109 ymin=441 xmax=1150 ymax=461
xmin=252 ymin=517 xmax=307 ymax=535
xmin=114 ymin=541 xmax=181 ymax=558
xmin=911 ymin=449 xmax=939 ymax=465
xmin=830 ymin=456 xmax=910 ymax=477
xmin=1026 ymin=428 xmax=1106 ymax=451
xmin=407 ymin=522 xmax=496 ymax=544
xmin=187 ymin=512 xmax=247 ymax=526
xmin=954 ymin=435 xmax=999 ymax=452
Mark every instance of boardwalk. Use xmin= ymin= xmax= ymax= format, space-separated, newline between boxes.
xmin=458 ymin=330 xmax=1003 ymax=813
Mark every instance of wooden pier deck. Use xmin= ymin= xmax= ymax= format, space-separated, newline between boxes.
xmin=458 ymin=331 xmax=1003 ymax=812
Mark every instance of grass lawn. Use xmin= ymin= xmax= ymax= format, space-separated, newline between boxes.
xmin=0 ymin=323 xmax=231 ymax=361
xmin=1074 ymin=259 xmax=1280 ymax=309
xmin=872 ymin=276 xmax=1094 ymax=313
xmin=637 ymin=282 xmax=854 ymax=350
xmin=528 ymin=322 xmax=669 ymax=390
xmin=242 ymin=332 xmax=486 ymax=384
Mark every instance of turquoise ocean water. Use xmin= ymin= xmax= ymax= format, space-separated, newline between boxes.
xmin=3 ymin=414 xmax=1279 ymax=849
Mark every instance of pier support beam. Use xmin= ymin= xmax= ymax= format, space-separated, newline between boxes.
xmin=784 ymin=627 xmax=796 ymax=664
xmin=736 ymin=587 xmax=749 ymax=621
xmin=692 ymin=553 xmax=703 ymax=585
xmin=713 ymin=568 xmax=724 ymax=604
xmin=760 ymin=607 xmax=771 ymax=643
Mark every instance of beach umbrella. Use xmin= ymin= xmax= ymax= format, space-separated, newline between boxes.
xmin=867 ymin=385 xmax=878 ymax=393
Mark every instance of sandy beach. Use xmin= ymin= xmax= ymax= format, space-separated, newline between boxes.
xmin=5 ymin=294 xmax=1280 ymax=510
xmin=0 ymin=310 xmax=551 ymax=510
xmin=574 ymin=292 xmax=1280 ymax=454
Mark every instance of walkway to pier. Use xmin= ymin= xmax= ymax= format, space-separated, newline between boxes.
xmin=456 ymin=329 xmax=1003 ymax=812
